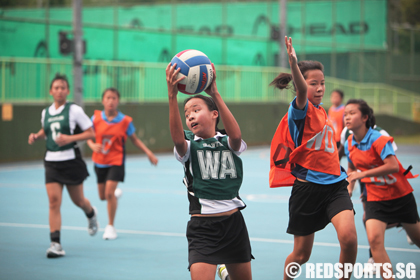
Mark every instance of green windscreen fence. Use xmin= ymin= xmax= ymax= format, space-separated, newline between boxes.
xmin=1 ymin=57 xmax=420 ymax=123
xmin=0 ymin=0 xmax=387 ymax=66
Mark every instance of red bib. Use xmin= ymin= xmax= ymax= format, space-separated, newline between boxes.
xmin=347 ymin=135 xmax=417 ymax=201
xmin=328 ymin=105 xmax=345 ymax=143
xmin=270 ymin=102 xmax=341 ymax=188
xmin=92 ymin=110 xmax=132 ymax=166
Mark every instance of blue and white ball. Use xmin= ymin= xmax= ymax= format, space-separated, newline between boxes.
xmin=170 ymin=49 xmax=214 ymax=95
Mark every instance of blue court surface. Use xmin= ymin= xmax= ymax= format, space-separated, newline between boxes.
xmin=1 ymin=146 xmax=419 ymax=280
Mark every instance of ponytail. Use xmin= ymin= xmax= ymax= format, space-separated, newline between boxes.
xmin=269 ymin=60 xmax=324 ymax=91
xmin=346 ymin=99 xmax=376 ymax=129
xmin=367 ymin=110 xmax=376 ymax=129
xmin=269 ymin=73 xmax=293 ymax=90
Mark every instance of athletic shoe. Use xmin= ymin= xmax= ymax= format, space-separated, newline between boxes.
xmin=407 ymin=233 xmax=414 ymax=245
xmin=103 ymin=224 xmax=118 ymax=240
xmin=87 ymin=206 xmax=99 ymax=236
xmin=217 ymin=264 xmax=230 ymax=280
xmin=114 ymin=188 xmax=123 ymax=199
xmin=46 ymin=242 xmax=65 ymax=258
xmin=363 ymin=257 xmax=378 ymax=275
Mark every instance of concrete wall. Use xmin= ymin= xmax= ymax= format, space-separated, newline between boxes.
xmin=1 ymin=103 xmax=419 ymax=163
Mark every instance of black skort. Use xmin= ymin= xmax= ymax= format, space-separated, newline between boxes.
xmin=94 ymin=165 xmax=125 ymax=183
xmin=365 ymin=192 xmax=420 ymax=224
xmin=45 ymin=157 xmax=89 ymax=185
xmin=287 ymin=179 xmax=354 ymax=236
xmin=186 ymin=210 xmax=253 ymax=270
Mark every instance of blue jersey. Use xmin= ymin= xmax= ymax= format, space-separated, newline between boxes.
xmin=288 ymin=98 xmax=347 ymax=185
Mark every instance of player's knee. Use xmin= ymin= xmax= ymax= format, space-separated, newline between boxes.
xmin=342 ymin=231 xmax=357 ymax=247
xmin=48 ymin=196 xmax=61 ymax=210
xmin=298 ymin=255 xmax=310 ymax=264
xmin=294 ymin=252 xmax=311 ymax=264
xmin=105 ymin=191 xmax=115 ymax=201
xmin=367 ymin=234 xmax=383 ymax=250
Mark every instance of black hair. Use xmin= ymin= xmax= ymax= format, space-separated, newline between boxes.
xmin=331 ymin=89 xmax=344 ymax=99
xmin=183 ymin=94 xmax=226 ymax=134
xmin=346 ymin=99 xmax=376 ymax=129
xmin=269 ymin=60 xmax=324 ymax=91
xmin=50 ymin=73 xmax=70 ymax=89
xmin=102 ymin=87 xmax=120 ymax=99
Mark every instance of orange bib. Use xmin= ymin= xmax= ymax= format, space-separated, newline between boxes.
xmin=347 ymin=135 xmax=417 ymax=201
xmin=92 ymin=110 xmax=132 ymax=166
xmin=270 ymin=102 xmax=341 ymax=187
xmin=328 ymin=105 xmax=344 ymax=143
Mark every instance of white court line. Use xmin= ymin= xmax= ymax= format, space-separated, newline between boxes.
xmin=0 ymin=184 xmax=362 ymax=205
xmin=1 ymin=222 xmax=419 ymax=253
xmin=0 ymin=222 xmax=185 ymax=237
xmin=0 ymin=164 xmax=44 ymax=172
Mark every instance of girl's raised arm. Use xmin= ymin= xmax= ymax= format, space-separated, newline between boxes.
xmin=205 ymin=64 xmax=242 ymax=151
xmin=166 ymin=63 xmax=188 ymax=157
xmin=286 ymin=36 xmax=307 ymax=109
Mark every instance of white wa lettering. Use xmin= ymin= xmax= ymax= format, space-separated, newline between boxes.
xmin=306 ymin=125 xmax=335 ymax=153
xmin=198 ymin=150 xmax=220 ymax=179
xmin=197 ymin=150 xmax=237 ymax=180
xmin=219 ymin=150 xmax=237 ymax=179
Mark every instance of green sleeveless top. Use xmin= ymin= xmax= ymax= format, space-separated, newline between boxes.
xmin=185 ymin=131 xmax=243 ymax=200
xmin=43 ymin=102 xmax=76 ymax=151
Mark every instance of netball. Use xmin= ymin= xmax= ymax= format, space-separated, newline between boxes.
xmin=170 ymin=49 xmax=214 ymax=95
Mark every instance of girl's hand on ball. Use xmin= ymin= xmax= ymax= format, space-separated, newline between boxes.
xmin=166 ymin=62 xmax=185 ymax=97
xmin=204 ymin=63 xmax=219 ymax=97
